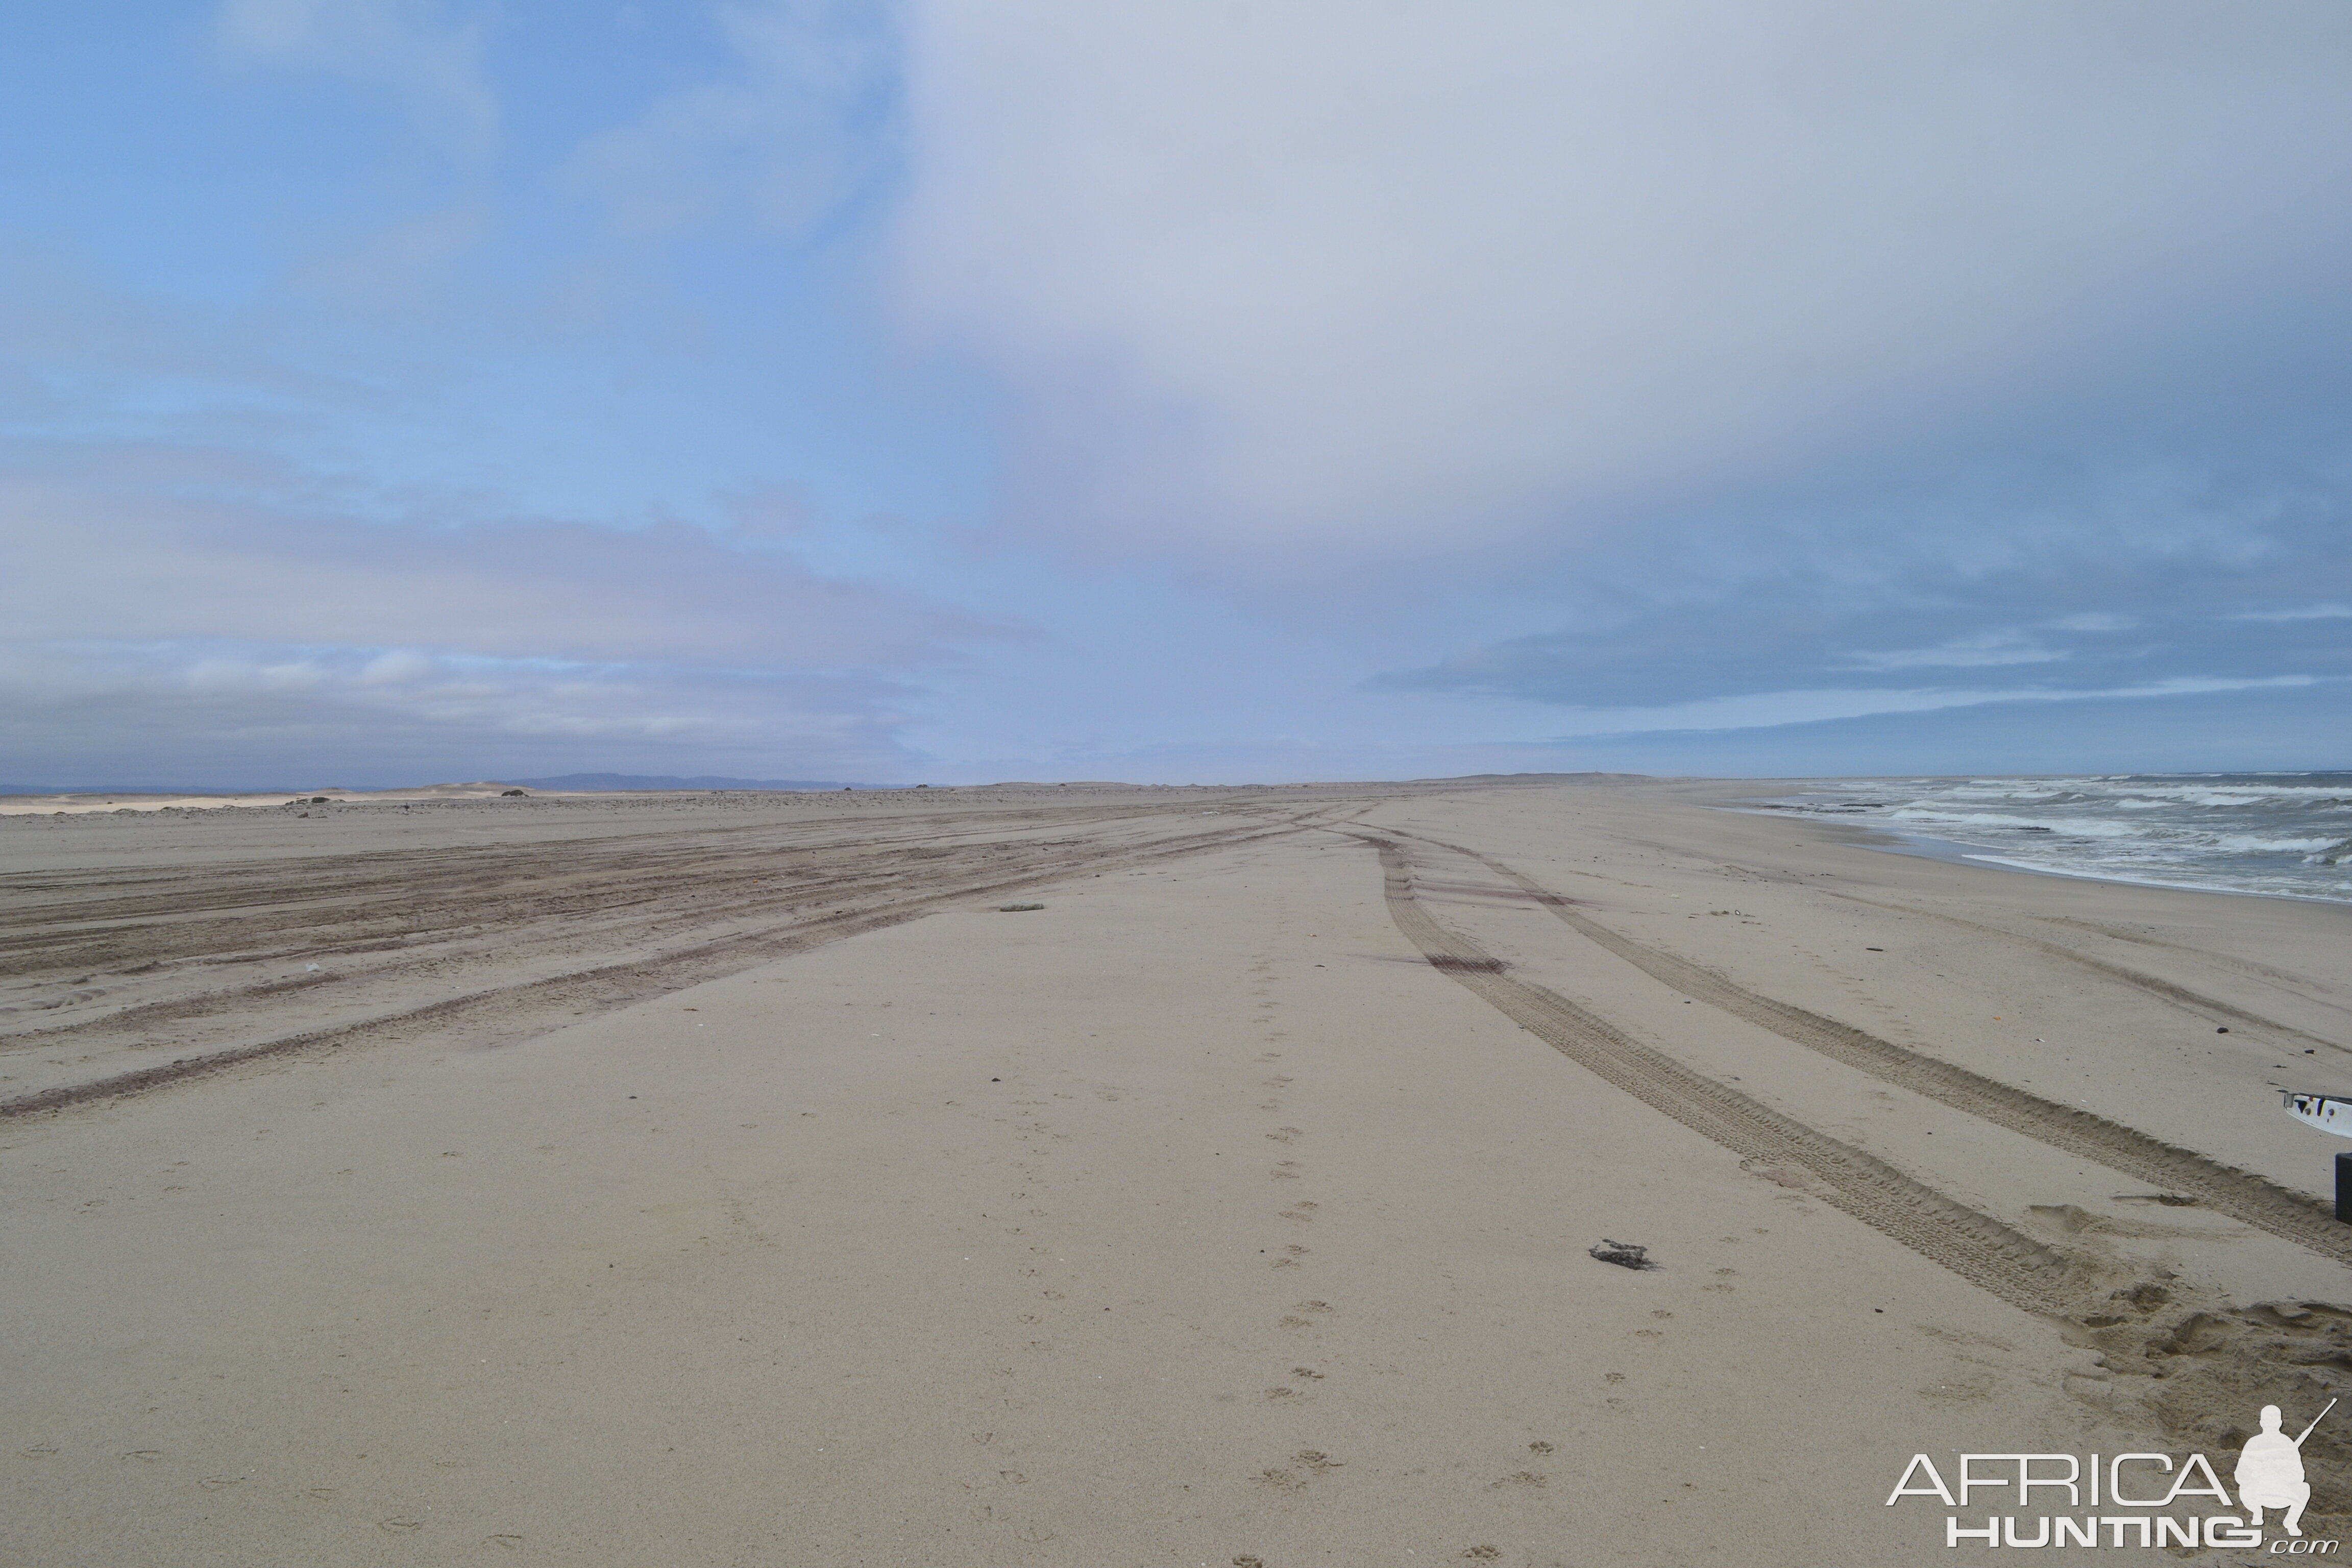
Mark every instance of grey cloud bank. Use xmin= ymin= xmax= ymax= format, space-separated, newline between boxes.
xmin=895 ymin=2 xmax=2352 ymax=557
xmin=888 ymin=1 xmax=2352 ymax=769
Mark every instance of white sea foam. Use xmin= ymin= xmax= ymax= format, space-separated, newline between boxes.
xmin=1747 ymin=772 xmax=2352 ymax=904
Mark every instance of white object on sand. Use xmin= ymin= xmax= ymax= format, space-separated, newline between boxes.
xmin=2282 ymin=1091 xmax=2352 ymax=1138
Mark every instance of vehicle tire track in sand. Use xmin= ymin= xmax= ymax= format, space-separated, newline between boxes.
xmin=0 ymin=805 xmax=1297 ymax=1032
xmin=2 ymin=811 xmax=1346 ymax=1121
xmin=1395 ymin=829 xmax=2352 ymax=1268
xmin=2 ymin=825 xmax=1165 ymax=1046
xmin=1822 ymin=891 xmax=2348 ymax=1054
xmin=1606 ymin=823 xmax=2343 ymax=1049
xmin=1357 ymin=835 xmax=2087 ymax=1319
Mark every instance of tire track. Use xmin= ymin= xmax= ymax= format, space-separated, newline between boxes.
xmin=1358 ymin=835 xmax=2087 ymax=1319
xmin=0 ymin=804 xmax=1205 ymax=966
xmin=1395 ymin=828 xmax=2352 ymax=1268
xmin=4 ymin=823 xmax=1154 ymax=1043
xmin=0 ymin=801 xmax=1332 ymax=1048
xmin=4 ymin=807 xmax=1346 ymax=1120
xmin=1822 ymin=892 xmax=2349 ymax=1054
xmin=1583 ymin=819 xmax=2342 ymax=1050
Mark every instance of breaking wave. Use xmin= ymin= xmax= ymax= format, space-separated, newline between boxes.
xmin=1744 ymin=773 xmax=2352 ymax=903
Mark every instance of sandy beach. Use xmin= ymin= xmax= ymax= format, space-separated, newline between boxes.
xmin=6 ymin=775 xmax=2351 ymax=1565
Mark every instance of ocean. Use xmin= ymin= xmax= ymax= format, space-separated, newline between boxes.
xmin=1746 ymin=773 xmax=2352 ymax=904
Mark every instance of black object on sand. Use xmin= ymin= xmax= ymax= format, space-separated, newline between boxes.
xmin=1589 ymin=1239 xmax=1655 ymax=1270
xmin=998 ymin=902 xmax=1045 ymax=912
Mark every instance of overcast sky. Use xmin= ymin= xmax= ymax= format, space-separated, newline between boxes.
xmin=4 ymin=1 xmax=2349 ymax=787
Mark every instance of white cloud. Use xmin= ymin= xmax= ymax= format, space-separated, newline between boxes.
xmin=0 ymin=458 xmax=988 ymax=670
xmin=1844 ymin=631 xmax=2065 ymax=671
xmin=293 ymin=205 xmax=491 ymax=308
xmin=890 ymin=2 xmax=2352 ymax=564
xmin=0 ymin=238 xmax=999 ymax=785
xmin=0 ymin=639 xmax=921 ymax=784
xmin=184 ymin=655 xmax=329 ymax=693
xmin=1542 ymin=675 xmax=2321 ymax=739
xmin=359 ymin=649 xmax=436 ymax=685
xmin=215 ymin=0 xmax=497 ymax=150
xmin=19 ymin=5 xmax=2352 ymax=783
xmin=573 ymin=1 xmax=893 ymax=239
xmin=2232 ymin=603 xmax=2352 ymax=622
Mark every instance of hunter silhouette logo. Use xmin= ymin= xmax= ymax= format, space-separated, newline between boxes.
xmin=1885 ymin=1399 xmax=2339 ymax=1550
xmin=2240 ymin=1399 xmax=2334 ymax=1538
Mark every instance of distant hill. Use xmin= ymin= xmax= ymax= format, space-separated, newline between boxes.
xmin=511 ymin=773 xmax=858 ymax=792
